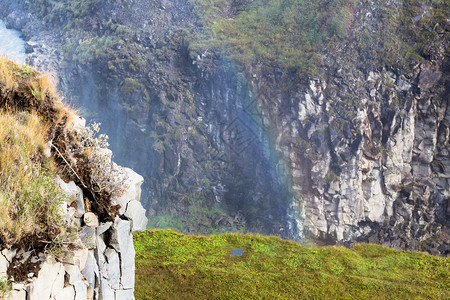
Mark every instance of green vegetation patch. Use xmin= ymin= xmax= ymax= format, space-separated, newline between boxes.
xmin=147 ymin=204 xmax=246 ymax=235
xmin=190 ymin=0 xmax=357 ymax=80
xmin=0 ymin=112 xmax=66 ymax=248
xmin=135 ymin=229 xmax=449 ymax=299
xmin=121 ymin=77 xmax=142 ymax=95
xmin=357 ymin=0 xmax=450 ymax=74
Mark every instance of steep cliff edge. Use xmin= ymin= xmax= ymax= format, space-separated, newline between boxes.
xmin=0 ymin=0 xmax=448 ymax=255
xmin=0 ymin=58 xmax=147 ymax=299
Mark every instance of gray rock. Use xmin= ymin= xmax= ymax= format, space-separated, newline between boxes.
xmin=111 ymin=168 xmax=144 ymax=215
xmin=115 ymin=289 xmax=134 ymax=300
xmin=81 ymin=226 xmax=97 ymax=249
xmin=1 ymin=249 xmax=17 ymax=262
xmin=55 ymin=286 xmax=75 ymax=300
xmin=110 ymin=217 xmax=135 ymax=289
xmin=99 ymin=277 xmax=115 ymax=300
xmin=11 ymin=283 xmax=24 ymax=291
xmin=62 ymin=264 xmax=88 ymax=299
xmin=65 ymin=264 xmax=82 ymax=285
xmin=27 ymin=258 xmax=64 ymax=300
xmin=74 ymin=281 xmax=88 ymax=300
xmin=57 ymin=178 xmax=85 ymax=218
xmin=124 ymin=200 xmax=148 ymax=231
xmin=61 ymin=248 xmax=89 ymax=271
xmin=50 ymin=263 xmax=65 ymax=298
xmin=0 ymin=253 xmax=8 ymax=280
xmin=82 ymin=250 xmax=99 ymax=286
xmin=5 ymin=289 xmax=26 ymax=300
xmin=97 ymin=222 xmax=113 ymax=236
xmin=95 ymin=235 xmax=108 ymax=277
xmin=70 ymin=116 xmax=87 ymax=133
xmin=86 ymin=285 xmax=95 ymax=300
xmin=25 ymin=40 xmax=39 ymax=53
xmin=104 ymin=248 xmax=120 ymax=289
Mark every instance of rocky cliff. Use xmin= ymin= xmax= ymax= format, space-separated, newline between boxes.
xmin=247 ymin=0 xmax=450 ymax=254
xmin=0 ymin=0 xmax=448 ymax=255
xmin=3 ymin=168 xmax=146 ymax=300
xmin=0 ymin=59 xmax=147 ymax=299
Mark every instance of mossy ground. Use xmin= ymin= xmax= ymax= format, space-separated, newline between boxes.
xmin=134 ymin=229 xmax=449 ymax=299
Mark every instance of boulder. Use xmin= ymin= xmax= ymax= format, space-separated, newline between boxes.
xmin=111 ymin=168 xmax=144 ymax=215
xmin=27 ymin=258 xmax=64 ymax=300
xmin=84 ymin=212 xmax=99 ymax=228
xmin=124 ymin=200 xmax=148 ymax=231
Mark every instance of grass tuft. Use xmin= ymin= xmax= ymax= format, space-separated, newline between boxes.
xmin=28 ymin=72 xmax=57 ymax=102
xmin=0 ymin=111 xmax=66 ymax=248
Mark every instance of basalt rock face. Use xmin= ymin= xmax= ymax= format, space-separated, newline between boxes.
xmin=244 ymin=2 xmax=449 ymax=254
xmin=1 ymin=0 xmax=448 ymax=255
xmin=254 ymin=67 xmax=449 ymax=255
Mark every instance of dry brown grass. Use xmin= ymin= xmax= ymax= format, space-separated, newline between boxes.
xmin=28 ymin=72 xmax=57 ymax=102
xmin=0 ymin=58 xmax=72 ymax=249
xmin=0 ymin=57 xmax=17 ymax=91
xmin=0 ymin=58 xmax=78 ymax=134
xmin=0 ymin=112 xmax=66 ymax=248
xmin=0 ymin=58 xmax=119 ymax=251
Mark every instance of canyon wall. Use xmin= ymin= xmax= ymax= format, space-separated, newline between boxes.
xmin=0 ymin=0 xmax=447 ymax=255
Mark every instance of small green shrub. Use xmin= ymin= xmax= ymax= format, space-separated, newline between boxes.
xmin=0 ymin=277 xmax=12 ymax=297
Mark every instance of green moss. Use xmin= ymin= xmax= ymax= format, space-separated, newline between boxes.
xmin=134 ymin=230 xmax=450 ymax=299
xmin=190 ymin=0 xmax=357 ymax=80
